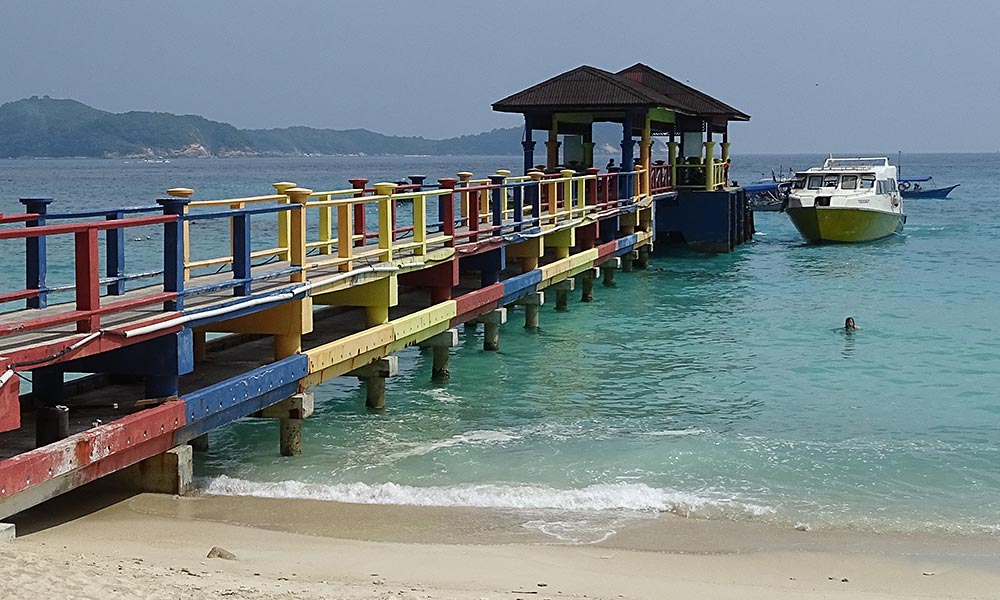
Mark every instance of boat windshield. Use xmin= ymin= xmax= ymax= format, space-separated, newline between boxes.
xmin=860 ymin=175 xmax=875 ymax=189
xmin=807 ymin=175 xmax=823 ymax=190
xmin=842 ymin=175 xmax=858 ymax=190
xmin=823 ymin=175 xmax=839 ymax=188
xmin=792 ymin=175 xmax=806 ymax=189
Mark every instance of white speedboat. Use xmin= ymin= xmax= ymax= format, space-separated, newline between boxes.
xmin=786 ymin=157 xmax=905 ymax=243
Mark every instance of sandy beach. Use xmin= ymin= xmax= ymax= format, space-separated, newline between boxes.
xmin=3 ymin=488 xmax=1000 ymax=600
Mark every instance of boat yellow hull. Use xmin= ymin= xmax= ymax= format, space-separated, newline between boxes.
xmin=786 ymin=206 xmax=903 ymax=243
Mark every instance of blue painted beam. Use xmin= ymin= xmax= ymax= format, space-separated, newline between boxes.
xmin=173 ymin=354 xmax=309 ymax=441
xmin=500 ymin=269 xmax=542 ymax=307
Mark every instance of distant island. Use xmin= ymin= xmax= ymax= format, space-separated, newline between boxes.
xmin=0 ymin=96 xmax=534 ymax=159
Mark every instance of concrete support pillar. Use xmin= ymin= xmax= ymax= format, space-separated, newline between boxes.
xmin=280 ymin=418 xmax=302 ymax=457
xmin=253 ymin=393 xmax=314 ymax=457
xmin=635 ymin=245 xmax=650 ymax=270
xmin=579 ymin=267 xmax=598 ymax=302
xmin=477 ymin=308 xmax=507 ymax=352
xmin=418 ymin=329 xmax=459 ymax=381
xmin=601 ymin=257 xmax=620 ymax=287
xmin=622 ymin=250 xmax=637 ymax=272
xmin=364 ymin=377 xmax=386 ymax=411
xmin=550 ymin=279 xmax=575 ymax=312
xmin=125 ymin=445 xmax=193 ymax=495
xmin=189 ymin=433 xmax=209 ymax=452
xmin=349 ymin=357 xmax=398 ymax=412
xmin=35 ymin=404 xmax=69 ymax=448
xmin=516 ymin=291 xmax=544 ymax=329
xmin=0 ymin=523 xmax=13 ymax=544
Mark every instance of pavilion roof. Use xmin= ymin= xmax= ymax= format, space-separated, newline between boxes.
xmin=491 ymin=65 xmax=692 ymax=114
xmin=616 ymin=63 xmax=750 ymax=121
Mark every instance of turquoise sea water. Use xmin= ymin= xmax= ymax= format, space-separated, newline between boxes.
xmin=3 ymin=153 xmax=998 ymax=539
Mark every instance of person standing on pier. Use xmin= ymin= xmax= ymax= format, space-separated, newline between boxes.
xmin=606 ymin=158 xmax=615 ymax=171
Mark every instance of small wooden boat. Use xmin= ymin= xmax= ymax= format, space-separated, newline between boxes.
xmin=898 ymin=177 xmax=959 ymax=199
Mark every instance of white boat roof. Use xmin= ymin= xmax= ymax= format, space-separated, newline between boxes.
xmin=797 ymin=157 xmax=896 ymax=176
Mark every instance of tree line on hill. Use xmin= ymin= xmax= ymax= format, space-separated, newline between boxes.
xmin=0 ymin=96 xmax=525 ymax=159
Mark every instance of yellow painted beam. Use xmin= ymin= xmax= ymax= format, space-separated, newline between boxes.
xmin=302 ymin=301 xmax=457 ymax=388
xmin=539 ymin=248 xmax=599 ymax=284
xmin=312 ymin=274 xmax=398 ymax=308
xmin=204 ymin=298 xmax=314 ymax=336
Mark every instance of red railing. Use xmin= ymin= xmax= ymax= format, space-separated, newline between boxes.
xmin=650 ymin=161 xmax=672 ymax=194
xmin=0 ymin=214 xmax=178 ymax=336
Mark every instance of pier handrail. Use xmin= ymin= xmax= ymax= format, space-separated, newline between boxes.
xmin=160 ymin=196 xmax=307 ymax=308
xmin=0 ymin=213 xmax=177 ymax=336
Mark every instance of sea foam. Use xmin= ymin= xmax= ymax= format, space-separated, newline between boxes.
xmin=197 ymin=475 xmax=773 ymax=518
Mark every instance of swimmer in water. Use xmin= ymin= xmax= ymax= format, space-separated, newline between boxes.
xmin=844 ymin=317 xmax=859 ymax=331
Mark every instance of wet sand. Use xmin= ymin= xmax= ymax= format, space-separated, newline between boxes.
xmin=2 ymin=490 xmax=1000 ymax=599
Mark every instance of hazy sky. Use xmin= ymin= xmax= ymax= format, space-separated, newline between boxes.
xmin=4 ymin=0 xmax=999 ymax=153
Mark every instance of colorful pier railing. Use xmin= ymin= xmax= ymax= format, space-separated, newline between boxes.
xmin=0 ymin=165 xmax=661 ymax=521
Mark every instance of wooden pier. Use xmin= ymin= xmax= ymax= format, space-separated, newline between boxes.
xmin=0 ymin=63 xmax=750 ymax=530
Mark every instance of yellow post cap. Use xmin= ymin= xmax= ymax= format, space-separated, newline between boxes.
xmin=166 ymin=187 xmax=194 ymax=199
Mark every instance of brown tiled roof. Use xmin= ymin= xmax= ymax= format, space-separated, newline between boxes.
xmin=492 ymin=65 xmax=692 ymax=113
xmin=617 ymin=63 xmax=750 ymax=121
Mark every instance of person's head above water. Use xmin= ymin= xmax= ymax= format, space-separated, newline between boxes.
xmin=845 ymin=317 xmax=858 ymax=331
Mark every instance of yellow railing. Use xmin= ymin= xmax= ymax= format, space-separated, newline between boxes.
xmin=173 ymin=167 xmax=648 ymax=286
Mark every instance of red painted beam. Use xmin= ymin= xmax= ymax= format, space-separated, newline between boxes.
xmin=451 ymin=283 xmax=504 ymax=326
xmin=0 ymin=400 xmax=185 ymax=500
xmin=597 ymin=240 xmax=618 ymax=262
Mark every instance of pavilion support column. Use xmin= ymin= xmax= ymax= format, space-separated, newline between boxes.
xmin=640 ymin=112 xmax=652 ymax=197
xmin=668 ymin=140 xmax=678 ymax=189
xmin=545 ymin=122 xmax=560 ymax=170
xmin=522 ymin=123 xmax=536 ymax=175
xmin=583 ymin=128 xmax=595 ymax=169
xmin=620 ymin=112 xmax=635 ymax=198
xmin=704 ymin=141 xmax=717 ymax=191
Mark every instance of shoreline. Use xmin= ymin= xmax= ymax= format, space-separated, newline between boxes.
xmin=4 ymin=490 xmax=1000 ymax=599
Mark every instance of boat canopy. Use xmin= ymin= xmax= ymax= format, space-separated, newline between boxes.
xmin=899 ymin=177 xmax=932 ymax=183
xmin=742 ymin=181 xmax=788 ymax=193
xmin=823 ymin=157 xmax=889 ymax=169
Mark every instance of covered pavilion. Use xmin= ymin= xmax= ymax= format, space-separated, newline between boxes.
xmin=492 ymin=64 xmax=750 ymax=196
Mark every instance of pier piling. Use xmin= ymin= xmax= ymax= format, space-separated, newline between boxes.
xmin=579 ymin=268 xmax=598 ymax=302
xmin=621 ymin=250 xmax=637 ymax=273
xmin=601 ymin=258 xmax=620 ymax=287
xmin=477 ymin=309 xmax=508 ymax=351
xmin=188 ymin=433 xmax=209 ymax=452
xmin=551 ymin=279 xmax=575 ymax=312
xmin=255 ymin=393 xmax=314 ymax=456
xmin=419 ymin=329 xmax=459 ymax=381
xmin=35 ymin=404 xmax=69 ymax=447
xmin=350 ymin=358 xmax=398 ymax=411
xmin=121 ymin=445 xmax=193 ymax=495
xmin=635 ymin=245 xmax=651 ymax=269
xmin=516 ymin=292 xmax=545 ymax=329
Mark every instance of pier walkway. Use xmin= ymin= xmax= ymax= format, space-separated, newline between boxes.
xmin=0 ymin=166 xmax=658 ymax=519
